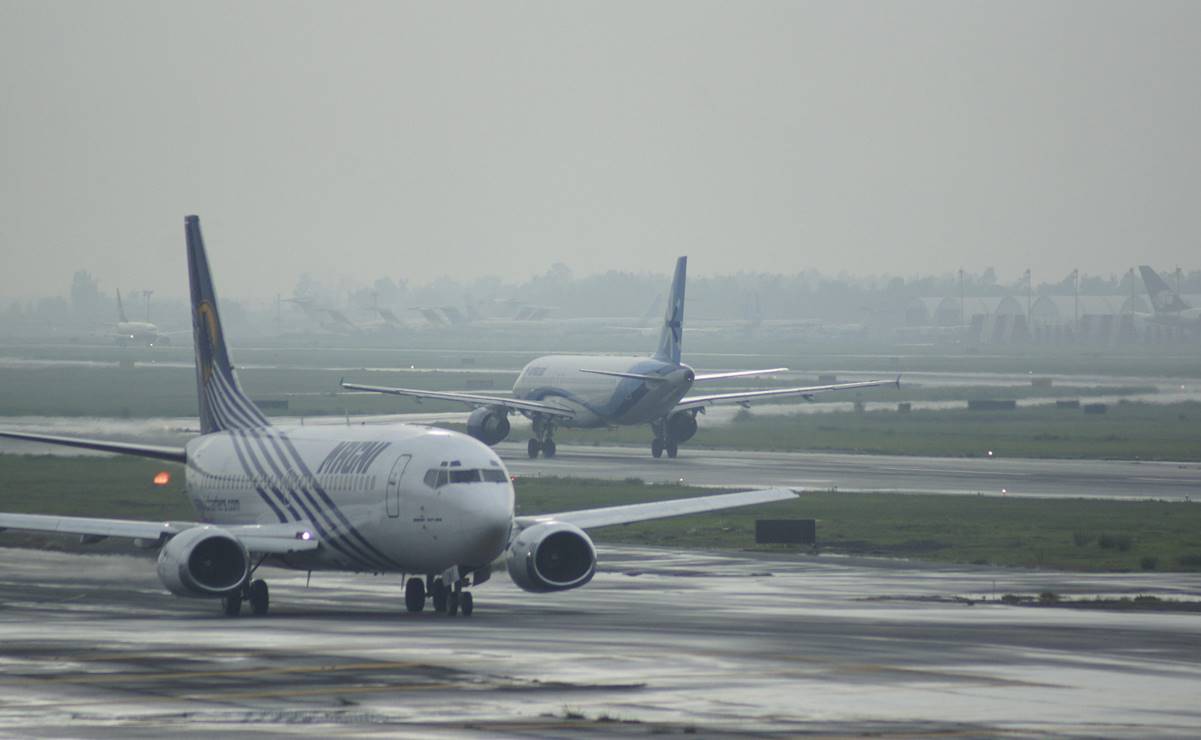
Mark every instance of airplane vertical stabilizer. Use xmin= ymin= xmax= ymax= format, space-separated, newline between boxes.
xmin=1139 ymin=265 xmax=1191 ymax=314
xmin=116 ymin=289 xmax=129 ymax=323
xmin=653 ymin=256 xmax=687 ymax=365
xmin=185 ymin=216 xmax=271 ymax=434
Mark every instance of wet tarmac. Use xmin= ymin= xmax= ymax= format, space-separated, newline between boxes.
xmin=1 ymin=546 xmax=1199 ymax=737
xmin=502 ymin=442 xmax=1201 ymax=500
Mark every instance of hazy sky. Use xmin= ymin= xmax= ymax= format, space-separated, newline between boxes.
xmin=1 ymin=1 xmax=1198 ymax=300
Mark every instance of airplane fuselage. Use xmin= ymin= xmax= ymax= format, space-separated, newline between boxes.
xmin=184 ymin=424 xmax=514 ymax=574
xmin=512 ymin=355 xmax=694 ymax=428
xmin=116 ymin=320 xmax=164 ymax=345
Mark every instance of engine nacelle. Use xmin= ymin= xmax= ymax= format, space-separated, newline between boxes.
xmin=506 ymin=522 xmax=596 ymax=593
xmin=467 ymin=406 xmax=511 ymax=445
xmin=156 ymin=526 xmax=249 ymax=598
xmin=666 ymin=410 xmax=698 ymax=443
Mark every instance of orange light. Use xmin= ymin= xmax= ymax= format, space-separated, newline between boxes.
xmin=153 ymin=471 xmax=171 ymax=486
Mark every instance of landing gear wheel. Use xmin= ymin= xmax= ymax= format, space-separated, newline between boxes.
xmin=221 ymin=591 xmax=242 ymax=617
xmin=461 ymin=591 xmax=474 ymax=617
xmin=666 ymin=442 xmax=678 ymax=459
xmin=542 ymin=439 xmax=557 ymax=458
xmin=651 ymin=438 xmax=664 ymax=458
xmin=527 ymin=439 xmax=541 ymax=459
xmin=447 ymin=591 xmax=460 ymax=616
xmin=248 ymin=579 xmax=269 ymax=616
xmin=404 ymin=576 xmax=426 ymax=613
xmin=431 ymin=579 xmax=448 ymax=612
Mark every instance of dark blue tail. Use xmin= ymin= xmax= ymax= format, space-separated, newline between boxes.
xmin=185 ymin=216 xmax=271 ymax=434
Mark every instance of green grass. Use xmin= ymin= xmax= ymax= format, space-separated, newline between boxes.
xmin=3 ymin=454 xmax=1196 ymax=572
xmin=513 ymin=476 xmax=1201 ymax=572
xmin=532 ymin=401 xmax=1201 ymax=461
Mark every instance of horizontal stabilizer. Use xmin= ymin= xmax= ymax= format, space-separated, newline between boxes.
xmin=340 ymin=380 xmax=575 ymax=418
xmin=693 ymin=367 xmax=789 ymax=382
xmin=578 ymin=368 xmax=670 ymax=382
xmin=0 ymin=430 xmax=187 ymax=463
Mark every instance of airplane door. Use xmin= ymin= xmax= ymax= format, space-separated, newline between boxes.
xmin=385 ymin=454 xmax=412 ymax=518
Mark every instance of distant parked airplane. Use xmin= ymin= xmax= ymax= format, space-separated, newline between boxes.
xmin=1139 ymin=265 xmax=1201 ymax=324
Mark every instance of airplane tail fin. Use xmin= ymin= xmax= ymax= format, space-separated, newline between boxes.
xmin=185 ymin=216 xmax=271 ymax=434
xmin=653 ymin=256 xmax=687 ymax=365
xmin=116 ymin=288 xmax=129 ymax=323
xmin=1139 ymin=265 xmax=1190 ymax=313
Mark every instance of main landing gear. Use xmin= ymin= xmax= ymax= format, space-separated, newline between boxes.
xmin=650 ymin=437 xmax=678 ymax=459
xmin=405 ymin=575 xmax=474 ymax=617
xmin=527 ymin=416 xmax=557 ymax=459
xmin=649 ymin=418 xmax=679 ymax=459
xmin=221 ymin=577 xmax=270 ymax=617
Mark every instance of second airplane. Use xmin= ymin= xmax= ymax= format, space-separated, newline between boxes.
xmin=343 ymin=257 xmax=897 ymax=458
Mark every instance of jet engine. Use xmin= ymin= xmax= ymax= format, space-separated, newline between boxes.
xmin=156 ymin=526 xmax=249 ymax=597
xmin=467 ymin=406 xmax=511 ymax=445
xmin=665 ymin=410 xmax=698 ymax=443
xmin=506 ymin=522 xmax=596 ymax=593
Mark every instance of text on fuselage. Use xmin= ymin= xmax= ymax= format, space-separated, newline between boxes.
xmin=316 ymin=441 xmax=392 ymax=475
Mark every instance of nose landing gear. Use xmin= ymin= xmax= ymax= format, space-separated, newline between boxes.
xmin=418 ymin=573 xmax=475 ymax=617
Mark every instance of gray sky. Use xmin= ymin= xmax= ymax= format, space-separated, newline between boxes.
xmin=1 ymin=1 xmax=1198 ymax=300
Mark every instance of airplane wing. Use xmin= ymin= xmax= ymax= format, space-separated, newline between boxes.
xmin=515 ymin=487 xmax=798 ymax=530
xmin=692 ymin=367 xmax=789 ymax=381
xmin=0 ymin=514 xmax=321 ymax=555
xmin=340 ymin=380 xmax=576 ymax=418
xmin=0 ymin=429 xmax=187 ymax=463
xmin=674 ymin=377 xmax=900 ymax=411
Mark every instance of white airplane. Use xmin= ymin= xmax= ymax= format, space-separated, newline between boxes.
xmin=0 ymin=216 xmax=797 ymax=618
xmin=1139 ymin=265 xmax=1201 ymax=324
xmin=344 ymin=257 xmax=898 ymax=459
xmin=115 ymin=288 xmax=170 ymax=346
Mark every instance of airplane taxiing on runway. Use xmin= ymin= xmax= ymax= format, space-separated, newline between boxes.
xmin=0 ymin=216 xmax=797 ymax=618
xmin=343 ymin=256 xmax=898 ymax=459
xmin=115 ymin=288 xmax=171 ymax=346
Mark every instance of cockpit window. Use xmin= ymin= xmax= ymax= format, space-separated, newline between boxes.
xmin=424 ymin=467 xmax=508 ymax=487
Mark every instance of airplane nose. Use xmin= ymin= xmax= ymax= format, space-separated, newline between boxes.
xmin=448 ymin=481 xmax=514 ymax=566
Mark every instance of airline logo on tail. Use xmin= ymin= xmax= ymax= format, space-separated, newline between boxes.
xmin=195 ymin=300 xmax=221 ymax=382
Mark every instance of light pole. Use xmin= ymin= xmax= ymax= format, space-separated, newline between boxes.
xmin=959 ymin=268 xmax=965 ymax=330
xmin=1072 ymin=269 xmax=1079 ymax=337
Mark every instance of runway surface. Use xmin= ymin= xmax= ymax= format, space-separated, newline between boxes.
xmin=501 ymin=442 xmax=1201 ymax=500
xmin=1 ymin=545 xmax=1199 ymax=737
